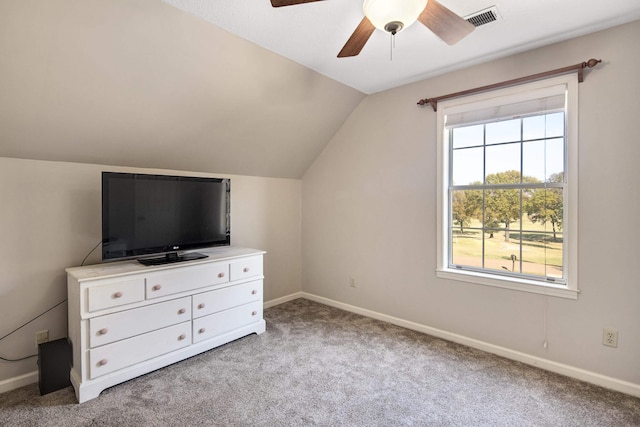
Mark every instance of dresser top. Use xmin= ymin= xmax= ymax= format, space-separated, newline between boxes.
xmin=66 ymin=246 xmax=265 ymax=281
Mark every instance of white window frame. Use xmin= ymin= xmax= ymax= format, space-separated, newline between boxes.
xmin=436 ymin=74 xmax=579 ymax=299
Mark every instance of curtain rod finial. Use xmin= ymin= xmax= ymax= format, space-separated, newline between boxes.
xmin=584 ymin=58 xmax=601 ymax=68
xmin=417 ymin=98 xmax=437 ymax=111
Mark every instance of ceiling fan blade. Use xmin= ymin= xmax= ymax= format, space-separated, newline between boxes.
xmin=337 ymin=17 xmax=375 ymax=58
xmin=270 ymin=0 xmax=325 ymax=7
xmin=418 ymin=0 xmax=475 ymax=45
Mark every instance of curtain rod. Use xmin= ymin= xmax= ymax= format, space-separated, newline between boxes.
xmin=417 ymin=58 xmax=602 ymax=111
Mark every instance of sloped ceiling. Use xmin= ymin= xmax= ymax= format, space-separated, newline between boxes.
xmin=0 ymin=0 xmax=365 ymax=179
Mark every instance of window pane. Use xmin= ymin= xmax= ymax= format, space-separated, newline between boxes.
xmin=484 ymin=229 xmax=521 ymax=274
xmin=452 ymin=147 xmax=483 ymax=185
xmin=524 ymin=187 xmax=563 ymax=236
xmin=484 ymin=187 xmax=522 ymax=236
xmin=522 ymin=138 xmax=564 ymax=183
xmin=522 ymin=186 xmax=563 ymax=278
xmin=486 ymin=119 xmax=520 ymax=144
xmin=522 ymin=140 xmax=546 ymax=182
xmin=451 ymin=190 xmax=482 ymax=232
xmin=545 ymin=137 xmax=564 ymax=181
xmin=545 ymin=112 xmax=564 ymax=138
xmin=523 ymin=112 xmax=564 ymax=140
xmin=519 ymin=232 xmax=563 ymax=278
xmin=548 ymin=232 xmax=563 ymax=279
xmin=485 ymin=143 xmax=520 ymax=182
xmin=451 ymin=227 xmax=483 ymax=268
xmin=523 ymin=115 xmax=545 ymax=141
xmin=452 ymin=125 xmax=483 ymax=149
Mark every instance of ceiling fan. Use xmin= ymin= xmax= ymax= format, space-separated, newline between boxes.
xmin=270 ymin=0 xmax=475 ymax=57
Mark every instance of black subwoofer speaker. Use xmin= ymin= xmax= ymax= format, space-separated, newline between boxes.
xmin=38 ymin=338 xmax=72 ymax=395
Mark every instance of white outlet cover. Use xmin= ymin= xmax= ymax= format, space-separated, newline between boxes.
xmin=603 ymin=328 xmax=618 ymax=348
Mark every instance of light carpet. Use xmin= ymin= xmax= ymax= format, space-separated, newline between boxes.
xmin=1 ymin=298 xmax=639 ymax=426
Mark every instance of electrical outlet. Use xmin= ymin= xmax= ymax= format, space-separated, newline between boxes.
xmin=35 ymin=330 xmax=49 ymax=348
xmin=349 ymin=277 xmax=356 ymax=288
xmin=602 ymin=328 xmax=618 ymax=348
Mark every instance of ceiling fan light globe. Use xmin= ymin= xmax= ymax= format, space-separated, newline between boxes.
xmin=363 ymin=0 xmax=428 ymax=33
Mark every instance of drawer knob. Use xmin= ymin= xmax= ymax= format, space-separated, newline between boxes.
xmin=252 ymin=310 xmax=257 ymax=316
xmin=251 ymin=290 xmax=257 ymax=295
xmin=218 ymin=272 xmax=225 ymax=278
xmin=152 ymin=284 xmax=162 ymax=291
xmin=197 ymin=303 xmax=205 ymax=309
xmin=178 ymin=308 xmax=186 ymax=315
xmin=113 ymin=292 xmax=123 ymax=299
xmin=98 ymin=359 xmax=108 ymax=366
xmin=198 ymin=328 xmax=205 ymax=334
xmin=98 ymin=328 xmax=108 ymax=335
xmin=178 ymin=334 xmax=186 ymax=340
xmin=243 ymin=267 xmax=250 ymax=273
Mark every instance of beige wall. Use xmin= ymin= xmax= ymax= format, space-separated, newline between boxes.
xmin=1 ymin=0 xmax=638 ymax=396
xmin=0 ymin=157 xmax=301 ymax=384
xmin=302 ymin=20 xmax=640 ymax=387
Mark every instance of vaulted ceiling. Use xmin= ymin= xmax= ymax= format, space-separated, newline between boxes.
xmin=0 ymin=0 xmax=364 ymax=179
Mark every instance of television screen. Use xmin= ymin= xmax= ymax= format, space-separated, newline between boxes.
xmin=102 ymin=172 xmax=230 ymax=264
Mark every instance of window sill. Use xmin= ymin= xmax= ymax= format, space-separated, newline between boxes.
xmin=436 ymin=268 xmax=578 ymax=300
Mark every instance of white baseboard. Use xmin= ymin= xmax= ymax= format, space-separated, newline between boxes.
xmin=300 ymin=292 xmax=640 ymax=398
xmin=0 ymin=370 xmax=38 ymax=394
xmin=264 ymin=291 xmax=303 ymax=309
xmin=5 ymin=292 xmax=636 ymax=398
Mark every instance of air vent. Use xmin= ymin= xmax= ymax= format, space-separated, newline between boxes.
xmin=465 ymin=6 xmax=500 ymax=27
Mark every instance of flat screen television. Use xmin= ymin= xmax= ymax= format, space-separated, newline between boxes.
xmin=102 ymin=172 xmax=230 ymax=265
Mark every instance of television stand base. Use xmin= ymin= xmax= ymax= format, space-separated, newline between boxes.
xmin=138 ymin=252 xmax=207 ymax=266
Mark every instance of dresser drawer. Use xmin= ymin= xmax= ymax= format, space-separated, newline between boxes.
xmin=146 ymin=263 xmax=229 ymax=299
xmin=88 ymin=297 xmax=191 ymax=348
xmin=229 ymin=256 xmax=263 ymax=281
xmin=192 ymin=280 xmax=262 ymax=319
xmin=193 ymin=301 xmax=262 ymax=344
xmin=87 ymin=278 xmax=145 ymax=313
xmin=89 ymin=322 xmax=191 ymax=379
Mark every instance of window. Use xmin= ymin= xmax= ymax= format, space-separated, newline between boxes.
xmin=436 ymin=75 xmax=578 ymax=299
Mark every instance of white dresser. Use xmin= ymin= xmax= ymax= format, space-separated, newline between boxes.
xmin=66 ymin=247 xmax=265 ymax=403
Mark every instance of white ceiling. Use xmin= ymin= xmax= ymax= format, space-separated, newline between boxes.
xmin=163 ymin=0 xmax=640 ymax=94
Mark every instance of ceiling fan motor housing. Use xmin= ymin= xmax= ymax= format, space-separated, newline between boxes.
xmin=363 ymin=0 xmax=428 ymax=33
